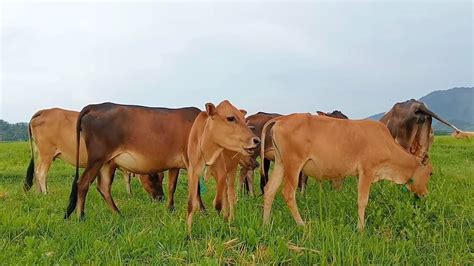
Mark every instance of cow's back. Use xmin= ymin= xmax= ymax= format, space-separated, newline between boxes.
xmin=80 ymin=103 xmax=200 ymax=173
xmin=273 ymin=114 xmax=399 ymax=178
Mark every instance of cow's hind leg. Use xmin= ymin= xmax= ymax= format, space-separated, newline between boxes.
xmin=298 ymin=172 xmax=309 ymax=194
xmin=260 ymin=158 xmax=271 ymax=194
xmin=263 ymin=160 xmax=284 ymax=224
xmin=167 ymin=168 xmax=180 ymax=211
xmin=35 ymin=153 xmax=55 ymax=194
xmin=96 ymin=162 xmax=120 ymax=214
xmin=123 ymin=171 xmax=132 ymax=195
xmin=282 ymin=163 xmax=305 ymax=226
xmin=77 ymin=162 xmax=103 ymax=218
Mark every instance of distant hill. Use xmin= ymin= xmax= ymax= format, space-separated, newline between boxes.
xmin=368 ymin=87 xmax=474 ymax=132
xmin=0 ymin=120 xmax=29 ymax=141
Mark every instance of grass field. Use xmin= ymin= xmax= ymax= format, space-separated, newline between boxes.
xmin=0 ymin=137 xmax=472 ymax=264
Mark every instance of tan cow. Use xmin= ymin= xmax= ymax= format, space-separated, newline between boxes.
xmin=186 ymin=100 xmax=260 ymax=234
xmin=262 ymin=114 xmax=433 ymax=230
xmin=25 ymin=108 xmax=88 ymax=193
xmin=452 ymin=130 xmax=474 ymax=139
xmin=25 ymin=108 xmax=161 ymax=198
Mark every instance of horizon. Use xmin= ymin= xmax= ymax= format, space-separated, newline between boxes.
xmin=1 ymin=1 xmax=473 ymax=123
xmin=1 ymin=86 xmax=472 ymax=124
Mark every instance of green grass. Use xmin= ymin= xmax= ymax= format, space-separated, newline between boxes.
xmin=0 ymin=137 xmax=472 ymax=264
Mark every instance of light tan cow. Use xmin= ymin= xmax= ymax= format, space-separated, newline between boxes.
xmin=25 ymin=108 xmax=88 ymax=193
xmin=24 ymin=108 xmax=157 ymax=197
xmin=261 ymin=114 xmax=433 ymax=230
xmin=186 ymin=100 xmax=260 ymax=234
xmin=451 ymin=130 xmax=474 ymax=139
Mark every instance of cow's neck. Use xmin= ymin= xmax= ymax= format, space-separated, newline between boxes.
xmin=200 ymin=119 xmax=224 ymax=166
xmin=383 ymin=143 xmax=419 ymax=185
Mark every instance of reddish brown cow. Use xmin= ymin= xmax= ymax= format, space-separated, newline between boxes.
xmin=65 ymin=103 xmax=201 ymax=219
xmin=24 ymin=108 xmax=161 ymax=198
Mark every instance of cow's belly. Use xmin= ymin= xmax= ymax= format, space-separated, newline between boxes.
xmin=302 ymin=158 xmax=357 ymax=180
xmin=57 ymin=152 xmax=88 ymax=168
xmin=112 ymin=151 xmax=183 ymax=174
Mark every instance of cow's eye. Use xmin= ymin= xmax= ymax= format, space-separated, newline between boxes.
xmin=227 ymin=116 xmax=236 ymax=122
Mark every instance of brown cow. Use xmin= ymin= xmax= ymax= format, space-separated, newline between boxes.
xmin=186 ymin=100 xmax=260 ymax=234
xmin=380 ymin=99 xmax=460 ymax=161
xmin=262 ymin=114 xmax=433 ymax=230
xmin=64 ymin=103 xmax=201 ymax=219
xmin=24 ymin=108 xmax=156 ymax=196
xmin=452 ymin=130 xmax=474 ymax=139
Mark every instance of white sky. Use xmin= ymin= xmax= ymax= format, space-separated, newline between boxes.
xmin=1 ymin=1 xmax=472 ymax=122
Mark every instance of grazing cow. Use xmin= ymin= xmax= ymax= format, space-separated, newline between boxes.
xmin=452 ymin=130 xmax=474 ymax=139
xmin=186 ymin=100 xmax=260 ymax=234
xmin=24 ymin=108 xmax=153 ymax=196
xmin=262 ymin=114 xmax=433 ymax=230
xmin=65 ymin=103 xmax=201 ymax=219
xmin=380 ymin=99 xmax=460 ymax=161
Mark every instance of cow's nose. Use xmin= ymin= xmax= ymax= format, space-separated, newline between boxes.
xmin=252 ymin=137 xmax=261 ymax=145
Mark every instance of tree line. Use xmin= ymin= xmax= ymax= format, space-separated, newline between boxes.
xmin=0 ymin=120 xmax=28 ymax=141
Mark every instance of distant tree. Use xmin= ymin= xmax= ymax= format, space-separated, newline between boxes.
xmin=0 ymin=120 xmax=29 ymax=141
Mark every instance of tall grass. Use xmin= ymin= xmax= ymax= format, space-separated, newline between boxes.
xmin=0 ymin=137 xmax=472 ymax=264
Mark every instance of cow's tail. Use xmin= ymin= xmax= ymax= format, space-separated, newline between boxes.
xmin=259 ymin=117 xmax=281 ymax=177
xmin=65 ymin=106 xmax=89 ymax=219
xmin=418 ymin=104 xmax=460 ymax=132
xmin=23 ymin=114 xmax=38 ymax=192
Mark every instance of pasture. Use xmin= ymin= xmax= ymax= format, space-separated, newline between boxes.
xmin=0 ymin=137 xmax=472 ymax=264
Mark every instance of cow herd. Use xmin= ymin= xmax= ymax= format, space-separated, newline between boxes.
xmin=23 ymin=99 xmax=467 ymax=235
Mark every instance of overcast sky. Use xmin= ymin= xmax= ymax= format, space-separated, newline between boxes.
xmin=1 ymin=1 xmax=472 ymax=122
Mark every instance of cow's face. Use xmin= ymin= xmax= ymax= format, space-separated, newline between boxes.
xmin=205 ymin=100 xmax=260 ymax=156
xmin=407 ymin=160 xmax=433 ymax=197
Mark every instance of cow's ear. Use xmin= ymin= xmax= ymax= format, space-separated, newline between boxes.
xmin=239 ymin=109 xmax=247 ymax=116
xmin=206 ymin=103 xmax=216 ymax=116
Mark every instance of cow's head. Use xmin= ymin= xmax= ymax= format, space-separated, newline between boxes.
xmin=205 ymin=100 xmax=260 ymax=156
xmin=405 ymin=158 xmax=433 ymax=197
